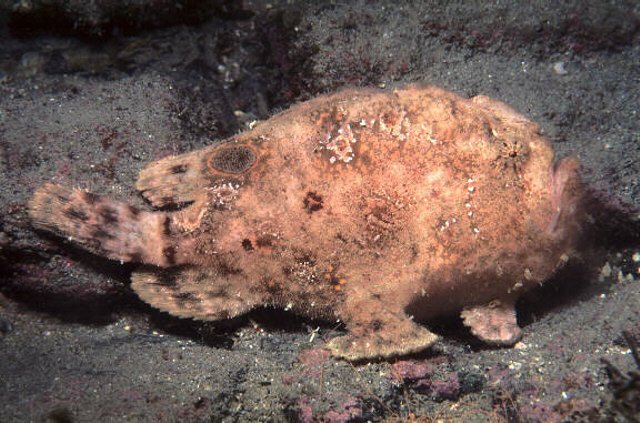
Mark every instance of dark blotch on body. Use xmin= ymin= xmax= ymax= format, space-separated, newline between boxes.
xmin=256 ymin=235 xmax=274 ymax=248
xmin=163 ymin=216 xmax=172 ymax=236
xmin=242 ymin=238 xmax=254 ymax=251
xmin=303 ymin=191 xmax=324 ymax=213
xmin=163 ymin=246 xmax=177 ymax=265
xmin=128 ymin=205 xmax=141 ymax=217
xmin=206 ymin=287 xmax=229 ymax=298
xmin=128 ymin=252 xmax=143 ymax=263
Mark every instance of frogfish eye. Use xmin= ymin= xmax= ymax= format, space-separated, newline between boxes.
xmin=207 ymin=145 xmax=256 ymax=174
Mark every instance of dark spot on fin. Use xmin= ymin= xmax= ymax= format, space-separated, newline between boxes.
xmin=171 ymin=164 xmax=188 ymax=174
xmin=64 ymin=207 xmax=89 ymax=222
xmin=156 ymin=272 xmax=177 ymax=287
xmin=83 ymin=191 xmax=100 ymax=205
xmin=92 ymin=227 xmax=115 ymax=240
xmin=217 ymin=310 xmax=231 ymax=320
xmin=161 ymin=196 xmax=175 ymax=205
xmin=99 ymin=206 xmax=119 ymax=225
xmin=173 ymin=292 xmax=197 ymax=301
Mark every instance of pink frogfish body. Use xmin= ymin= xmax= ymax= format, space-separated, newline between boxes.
xmin=29 ymin=85 xmax=584 ymax=360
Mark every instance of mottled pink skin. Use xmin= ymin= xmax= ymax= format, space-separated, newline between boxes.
xmin=29 ymin=85 xmax=585 ymax=360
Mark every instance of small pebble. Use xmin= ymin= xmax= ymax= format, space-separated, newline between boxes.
xmin=0 ymin=318 xmax=13 ymax=335
xmin=553 ymin=61 xmax=568 ymax=75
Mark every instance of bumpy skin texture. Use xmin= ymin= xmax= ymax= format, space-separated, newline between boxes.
xmin=29 ymin=85 xmax=584 ymax=361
